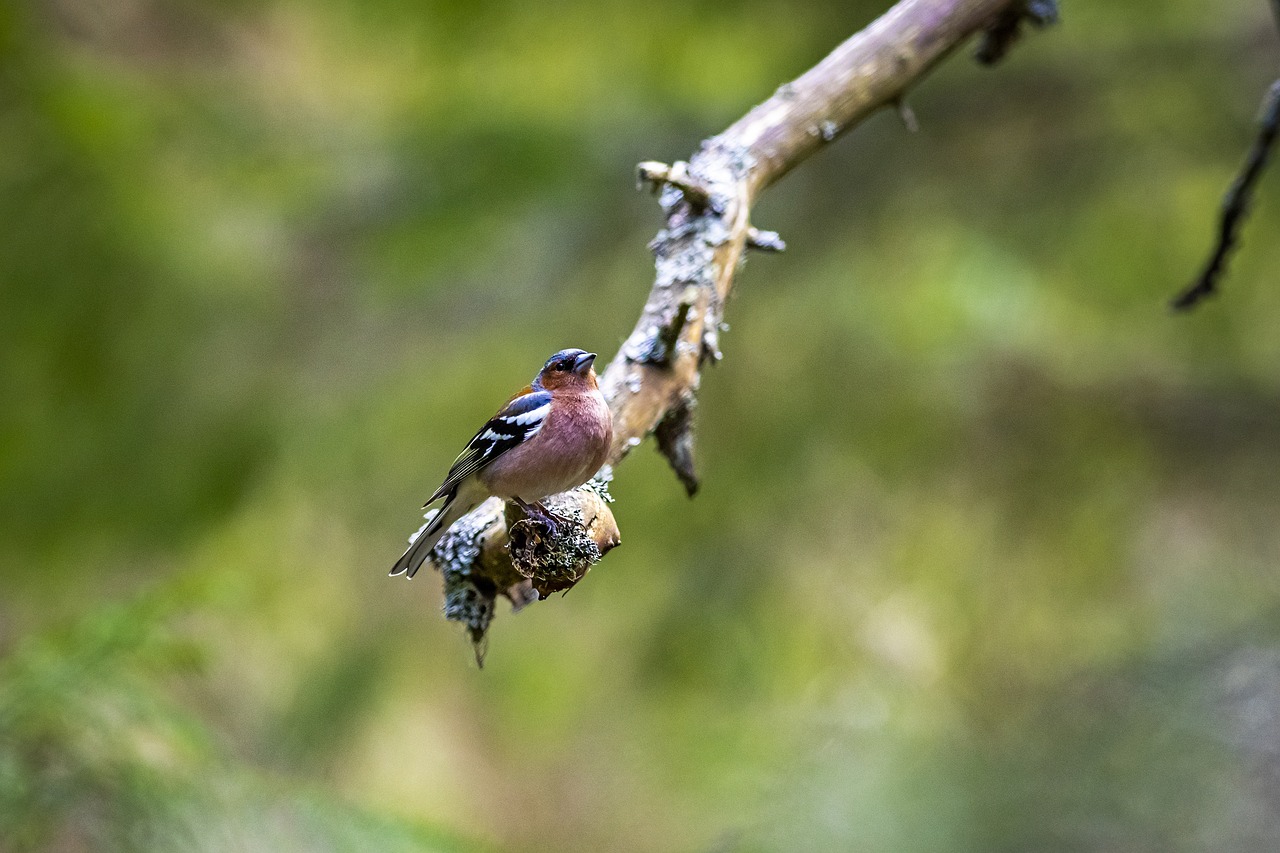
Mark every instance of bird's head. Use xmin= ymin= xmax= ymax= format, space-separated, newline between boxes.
xmin=535 ymin=348 xmax=599 ymax=392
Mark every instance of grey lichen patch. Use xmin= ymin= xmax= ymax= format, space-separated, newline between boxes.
xmin=626 ymin=205 xmax=732 ymax=369
xmin=634 ymin=140 xmax=752 ymax=377
xmin=695 ymin=137 xmax=755 ymax=185
xmin=631 ymin=286 xmax=699 ymax=367
xmin=652 ymin=221 xmax=718 ymax=291
xmin=442 ymin=576 xmax=495 ymax=665
xmin=650 ymin=211 xmax=736 ymax=370
xmin=658 ymin=183 xmax=694 ymax=214
xmin=433 ymin=500 xmax=501 ymax=662
xmin=688 ymin=157 xmax=743 ymax=215
xmin=728 ymin=143 xmax=757 ymax=178
xmin=623 ymin=330 xmax=664 ymax=366
xmin=582 ymin=466 xmax=616 ymax=504
xmin=431 ymin=506 xmax=488 ymax=576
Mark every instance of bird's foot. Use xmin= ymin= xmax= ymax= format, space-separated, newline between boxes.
xmin=531 ymin=500 xmax=575 ymax=536
xmin=511 ymin=497 xmax=566 ymax=537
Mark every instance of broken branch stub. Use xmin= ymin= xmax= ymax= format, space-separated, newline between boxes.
xmin=654 ymin=393 xmax=700 ymax=497
xmin=506 ymin=489 xmax=620 ymax=597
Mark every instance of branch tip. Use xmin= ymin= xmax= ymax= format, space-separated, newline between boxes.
xmin=1022 ymin=0 xmax=1059 ymax=26
xmin=976 ymin=0 xmax=1059 ymax=66
xmin=896 ymin=99 xmax=920 ymax=133
xmin=636 ymin=160 xmax=670 ymax=193
xmin=636 ymin=160 xmax=715 ymax=211
xmin=1172 ymin=78 xmax=1280 ymax=311
xmin=746 ymin=227 xmax=786 ymax=252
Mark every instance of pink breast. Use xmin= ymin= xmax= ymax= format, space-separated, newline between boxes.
xmin=479 ymin=392 xmax=611 ymax=501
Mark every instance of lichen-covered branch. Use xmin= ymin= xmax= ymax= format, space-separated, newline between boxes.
xmin=424 ymin=0 xmax=1050 ymax=657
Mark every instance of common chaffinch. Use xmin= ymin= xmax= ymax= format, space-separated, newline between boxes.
xmin=391 ymin=348 xmax=614 ymax=579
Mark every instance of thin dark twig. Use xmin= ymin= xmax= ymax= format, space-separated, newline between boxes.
xmin=975 ymin=0 xmax=1059 ymax=65
xmin=1172 ymin=80 xmax=1280 ymax=311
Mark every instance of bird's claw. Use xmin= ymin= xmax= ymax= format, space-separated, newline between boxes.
xmin=535 ymin=512 xmax=560 ymax=538
xmin=511 ymin=498 xmax=575 ymax=538
xmin=531 ymin=502 xmax=576 ymax=537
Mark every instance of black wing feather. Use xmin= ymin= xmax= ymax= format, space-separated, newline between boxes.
xmin=423 ymin=389 xmax=551 ymax=506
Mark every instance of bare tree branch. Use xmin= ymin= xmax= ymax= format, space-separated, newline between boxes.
xmin=1173 ymin=4 xmax=1280 ymax=311
xmin=422 ymin=0 xmax=1052 ymax=657
xmin=1173 ymin=80 xmax=1280 ymax=311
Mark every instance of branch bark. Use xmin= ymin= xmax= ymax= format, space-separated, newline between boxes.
xmin=424 ymin=0 xmax=1049 ymax=658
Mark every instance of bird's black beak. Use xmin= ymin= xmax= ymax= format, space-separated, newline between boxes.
xmin=572 ymin=351 xmax=597 ymax=375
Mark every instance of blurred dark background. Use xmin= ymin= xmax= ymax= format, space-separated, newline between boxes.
xmin=3 ymin=0 xmax=1280 ymax=850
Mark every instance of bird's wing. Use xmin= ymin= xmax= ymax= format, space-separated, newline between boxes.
xmin=423 ymin=387 xmax=552 ymax=507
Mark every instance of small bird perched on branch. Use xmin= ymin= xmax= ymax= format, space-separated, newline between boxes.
xmin=391 ymin=348 xmax=613 ymax=579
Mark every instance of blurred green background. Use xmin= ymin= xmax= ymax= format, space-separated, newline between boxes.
xmin=3 ymin=0 xmax=1280 ymax=850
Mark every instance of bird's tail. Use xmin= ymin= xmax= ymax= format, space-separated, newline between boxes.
xmin=390 ymin=484 xmax=483 ymax=579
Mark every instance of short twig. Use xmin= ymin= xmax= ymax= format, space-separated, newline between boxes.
xmin=895 ymin=98 xmax=920 ymax=133
xmin=746 ymin=227 xmax=786 ymax=252
xmin=1172 ymin=79 xmax=1280 ymax=311
xmin=976 ymin=0 xmax=1059 ymax=65
xmin=636 ymin=160 xmax=715 ymax=211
